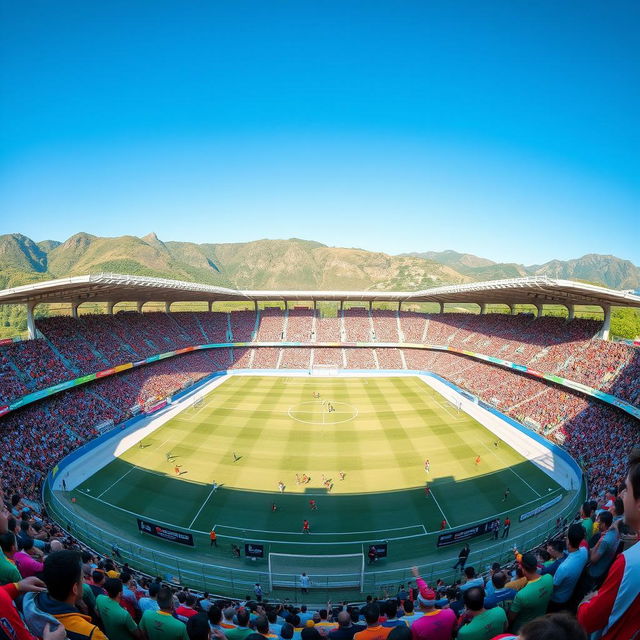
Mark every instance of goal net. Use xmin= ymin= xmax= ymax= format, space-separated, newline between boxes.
xmin=311 ymin=364 xmax=342 ymax=377
xmin=268 ymin=553 xmax=364 ymax=591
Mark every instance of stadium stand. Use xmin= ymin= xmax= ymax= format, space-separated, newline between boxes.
xmin=2 ymin=308 xmax=640 ymax=637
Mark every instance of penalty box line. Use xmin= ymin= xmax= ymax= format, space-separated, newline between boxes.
xmin=76 ymin=491 xmax=430 ymax=545
xmin=479 ymin=441 xmax=542 ymax=497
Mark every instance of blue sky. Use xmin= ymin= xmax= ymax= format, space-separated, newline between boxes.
xmin=1 ymin=1 xmax=638 ymax=265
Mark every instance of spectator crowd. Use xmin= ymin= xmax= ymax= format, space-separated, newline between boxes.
xmin=1 ymin=309 xmax=640 ymax=639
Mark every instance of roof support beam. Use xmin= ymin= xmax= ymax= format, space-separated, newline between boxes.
xmin=71 ymin=302 xmax=80 ymax=319
xmin=26 ymin=303 xmax=37 ymax=340
xmin=598 ymin=305 xmax=611 ymax=340
xmin=480 ymin=303 xmax=487 ymax=315
xmin=567 ymin=304 xmax=575 ymax=321
xmin=165 ymin=301 xmax=171 ymax=313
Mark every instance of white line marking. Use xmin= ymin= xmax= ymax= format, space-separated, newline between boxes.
xmin=97 ymin=466 xmax=137 ymax=499
xmin=188 ymin=485 xmax=218 ymax=529
xmin=215 ymin=522 xmax=426 ymax=535
xmin=429 ymin=489 xmax=450 ymax=528
xmin=480 ymin=442 xmax=541 ymax=497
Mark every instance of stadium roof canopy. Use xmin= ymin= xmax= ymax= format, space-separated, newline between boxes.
xmin=1 ymin=272 xmax=640 ymax=309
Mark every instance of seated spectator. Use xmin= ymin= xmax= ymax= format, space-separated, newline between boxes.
xmin=540 ymin=540 xmax=566 ymax=576
xmin=409 ymin=587 xmax=456 ymax=640
xmin=459 ymin=567 xmax=484 ymax=592
xmin=14 ymin=538 xmax=44 ymax=578
xmin=0 ymin=532 xmax=22 ymax=584
xmin=176 ymin=594 xmax=199 ymax=620
xmin=139 ymin=586 xmax=188 ymax=640
xmin=187 ymin=614 xmax=211 ymax=640
xmin=483 ymin=572 xmax=516 ymax=610
xmin=225 ymin=610 xmax=254 ymax=640
xmin=328 ymin=611 xmax=365 ymax=640
xmin=577 ymin=447 xmax=640 ymax=639
xmin=549 ymin=524 xmax=587 ymax=612
xmin=587 ymin=511 xmax=619 ymax=589
xmin=457 ymin=586 xmax=507 ymax=640
xmin=96 ymin=578 xmax=140 ymax=640
xmin=507 ymin=553 xmax=553 ymax=633
xmin=0 ymin=576 xmax=66 ymax=640
xmin=397 ymin=600 xmax=421 ymax=626
xmin=88 ymin=570 xmax=107 ymax=599
xmin=354 ymin=603 xmax=392 ymax=640
xmin=27 ymin=550 xmax=107 ymax=640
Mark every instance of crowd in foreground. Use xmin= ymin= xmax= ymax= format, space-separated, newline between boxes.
xmin=2 ymin=448 xmax=640 ymax=640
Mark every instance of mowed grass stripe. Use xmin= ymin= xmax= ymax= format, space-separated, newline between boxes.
xmin=76 ymin=375 xmax=563 ymax=545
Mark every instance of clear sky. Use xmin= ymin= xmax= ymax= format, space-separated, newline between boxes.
xmin=1 ymin=1 xmax=638 ymax=265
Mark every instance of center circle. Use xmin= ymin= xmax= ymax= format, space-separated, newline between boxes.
xmin=287 ymin=400 xmax=359 ymax=425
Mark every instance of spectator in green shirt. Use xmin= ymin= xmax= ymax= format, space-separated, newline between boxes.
xmin=0 ymin=533 xmax=22 ymax=585
xmin=457 ymin=586 xmax=507 ymax=640
xmin=225 ymin=610 xmax=254 ymax=640
xmin=580 ymin=502 xmax=594 ymax=540
xmin=96 ymin=578 xmax=141 ymax=640
xmin=507 ymin=552 xmax=553 ymax=633
xmin=140 ymin=587 xmax=189 ymax=640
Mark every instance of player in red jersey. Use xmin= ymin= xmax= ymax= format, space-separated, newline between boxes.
xmin=424 ymin=485 xmax=430 ymax=497
xmin=174 ymin=465 xmax=181 ymax=475
xmin=310 ymin=499 xmax=318 ymax=510
xmin=272 ymin=502 xmax=277 ymax=512
xmin=302 ymin=519 xmax=310 ymax=533
xmin=475 ymin=455 xmax=481 ymax=465
xmin=440 ymin=519 xmax=447 ymax=530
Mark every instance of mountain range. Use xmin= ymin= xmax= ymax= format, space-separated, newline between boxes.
xmin=1 ymin=232 xmax=639 ymax=293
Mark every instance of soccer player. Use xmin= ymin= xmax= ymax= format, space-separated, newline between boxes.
xmin=209 ymin=530 xmax=217 ymax=547
xmin=440 ymin=519 xmax=447 ymax=530
xmin=494 ymin=441 xmax=499 ymax=449
xmin=233 ymin=452 xmax=239 ymax=462
xmin=278 ymin=481 xmax=285 ymax=493
xmin=309 ymin=499 xmax=317 ymax=510
xmin=302 ymin=520 xmax=310 ymax=534
xmin=502 ymin=516 xmax=511 ymax=537
xmin=139 ymin=441 xmax=144 ymax=448
xmin=174 ymin=465 xmax=181 ymax=475
xmin=272 ymin=502 xmax=277 ymax=512
xmin=424 ymin=459 xmax=430 ymax=473
xmin=502 ymin=488 xmax=511 ymax=502
xmin=475 ymin=455 xmax=481 ymax=465
xmin=212 ymin=481 xmax=218 ymax=491
xmin=424 ymin=485 xmax=430 ymax=498
xmin=166 ymin=452 xmax=173 ymax=462
xmin=339 ymin=471 xmax=346 ymax=481
xmin=296 ymin=474 xmax=301 ymax=485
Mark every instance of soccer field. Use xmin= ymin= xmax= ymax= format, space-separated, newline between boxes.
xmin=51 ymin=375 xmax=577 ymax=597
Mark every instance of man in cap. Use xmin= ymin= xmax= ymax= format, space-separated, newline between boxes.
xmin=409 ymin=568 xmax=456 ymax=640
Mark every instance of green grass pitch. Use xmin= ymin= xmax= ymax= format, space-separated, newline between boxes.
xmin=60 ymin=375 xmax=570 ymax=594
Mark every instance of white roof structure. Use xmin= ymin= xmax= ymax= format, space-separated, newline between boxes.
xmin=0 ymin=272 xmax=639 ymax=308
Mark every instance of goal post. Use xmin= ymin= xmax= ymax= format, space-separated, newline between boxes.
xmin=268 ymin=553 xmax=365 ymax=591
xmin=311 ymin=364 xmax=342 ymax=377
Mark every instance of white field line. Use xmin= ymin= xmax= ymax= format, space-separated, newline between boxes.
xmin=216 ymin=522 xmax=426 ymax=535
xmin=480 ymin=441 xmax=541 ymax=497
xmin=97 ymin=466 xmax=137 ymax=499
xmin=78 ymin=491 xmax=428 ymax=545
xmin=188 ymin=484 xmax=219 ymax=529
xmin=429 ymin=488 xmax=450 ymax=529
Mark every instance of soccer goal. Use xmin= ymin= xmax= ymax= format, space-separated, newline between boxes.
xmin=311 ymin=364 xmax=342 ymax=377
xmin=268 ymin=553 xmax=365 ymax=591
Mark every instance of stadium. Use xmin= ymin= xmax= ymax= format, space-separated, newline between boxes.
xmin=1 ymin=273 xmax=639 ymax=607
